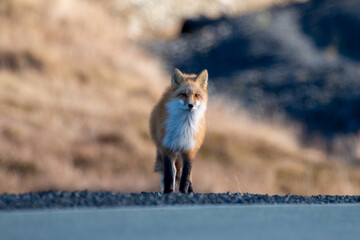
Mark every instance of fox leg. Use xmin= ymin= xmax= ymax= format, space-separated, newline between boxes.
xmin=187 ymin=172 xmax=193 ymax=193
xmin=163 ymin=153 xmax=175 ymax=193
xmin=179 ymin=155 xmax=193 ymax=193
xmin=174 ymin=159 xmax=182 ymax=189
xmin=157 ymin=152 xmax=166 ymax=192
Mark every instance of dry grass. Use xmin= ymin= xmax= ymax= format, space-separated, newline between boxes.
xmin=1 ymin=0 xmax=360 ymax=195
xmin=0 ymin=0 xmax=164 ymax=193
xmin=197 ymin=98 xmax=360 ymax=194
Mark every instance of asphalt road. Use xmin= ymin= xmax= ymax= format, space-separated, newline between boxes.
xmin=1 ymin=204 xmax=359 ymax=240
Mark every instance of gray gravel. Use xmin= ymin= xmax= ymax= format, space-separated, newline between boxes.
xmin=1 ymin=191 xmax=359 ymax=210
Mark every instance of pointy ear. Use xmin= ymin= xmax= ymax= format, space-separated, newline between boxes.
xmin=195 ymin=69 xmax=208 ymax=89
xmin=171 ymin=68 xmax=185 ymax=86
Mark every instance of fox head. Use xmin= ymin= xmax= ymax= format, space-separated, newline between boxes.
xmin=169 ymin=68 xmax=208 ymax=112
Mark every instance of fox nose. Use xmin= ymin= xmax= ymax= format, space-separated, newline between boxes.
xmin=188 ymin=104 xmax=193 ymax=109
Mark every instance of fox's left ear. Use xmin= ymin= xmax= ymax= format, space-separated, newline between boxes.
xmin=196 ymin=69 xmax=208 ymax=89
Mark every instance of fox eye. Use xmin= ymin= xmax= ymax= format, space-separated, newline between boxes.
xmin=194 ymin=93 xmax=200 ymax=98
xmin=179 ymin=93 xmax=187 ymax=97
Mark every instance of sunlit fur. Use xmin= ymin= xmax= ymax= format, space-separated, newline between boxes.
xmin=150 ymin=69 xmax=208 ymax=192
xmin=163 ymin=98 xmax=206 ymax=151
xmin=150 ymin=71 xmax=208 ymax=156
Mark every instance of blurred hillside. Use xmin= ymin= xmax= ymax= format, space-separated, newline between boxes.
xmin=0 ymin=0 xmax=360 ymax=195
xmin=101 ymin=0 xmax=307 ymax=39
xmin=152 ymin=0 xmax=360 ymax=144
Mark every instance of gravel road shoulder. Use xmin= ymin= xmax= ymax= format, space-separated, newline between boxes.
xmin=0 ymin=191 xmax=359 ymax=210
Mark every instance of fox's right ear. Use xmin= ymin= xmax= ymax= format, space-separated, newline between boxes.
xmin=171 ymin=68 xmax=184 ymax=86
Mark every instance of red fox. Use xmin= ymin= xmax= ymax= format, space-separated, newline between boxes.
xmin=150 ymin=68 xmax=208 ymax=193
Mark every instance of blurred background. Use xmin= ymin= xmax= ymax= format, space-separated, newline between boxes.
xmin=1 ymin=0 xmax=360 ymax=195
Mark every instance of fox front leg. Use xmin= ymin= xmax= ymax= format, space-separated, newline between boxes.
xmin=179 ymin=156 xmax=193 ymax=193
xmin=163 ymin=154 xmax=175 ymax=193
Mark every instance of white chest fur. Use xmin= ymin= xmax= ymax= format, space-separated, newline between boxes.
xmin=163 ymin=99 xmax=206 ymax=152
